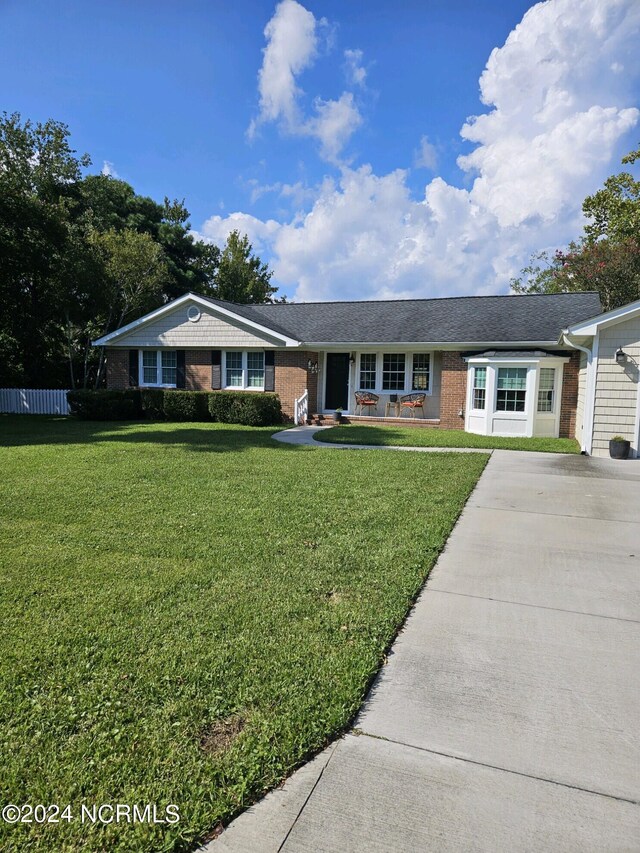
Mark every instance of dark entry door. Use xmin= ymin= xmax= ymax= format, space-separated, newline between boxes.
xmin=325 ymin=353 xmax=350 ymax=410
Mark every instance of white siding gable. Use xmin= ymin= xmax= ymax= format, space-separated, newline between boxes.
xmin=592 ymin=314 xmax=640 ymax=456
xmin=114 ymin=302 xmax=283 ymax=348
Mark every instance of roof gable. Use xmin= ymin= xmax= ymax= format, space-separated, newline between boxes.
xmin=93 ymin=294 xmax=300 ymax=347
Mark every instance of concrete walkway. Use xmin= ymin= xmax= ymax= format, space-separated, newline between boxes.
xmin=206 ymin=446 xmax=640 ymax=852
xmin=272 ymin=424 xmax=488 ymax=452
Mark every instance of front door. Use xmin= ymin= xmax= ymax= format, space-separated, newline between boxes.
xmin=325 ymin=353 xmax=350 ymax=410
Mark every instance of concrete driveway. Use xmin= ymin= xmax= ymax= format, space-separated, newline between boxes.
xmin=207 ymin=450 xmax=640 ymax=852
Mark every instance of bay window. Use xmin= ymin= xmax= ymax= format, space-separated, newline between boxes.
xmin=224 ymin=351 xmax=265 ymax=390
xmin=465 ymin=356 xmax=567 ymax=439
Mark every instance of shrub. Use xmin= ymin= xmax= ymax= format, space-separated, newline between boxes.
xmin=140 ymin=388 xmax=165 ymax=420
xmin=67 ymin=389 xmax=282 ymax=424
xmin=208 ymin=392 xmax=282 ymax=426
xmin=67 ymin=389 xmax=141 ymax=420
xmin=162 ymin=390 xmax=210 ymax=422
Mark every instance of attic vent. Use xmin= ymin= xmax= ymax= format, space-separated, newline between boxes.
xmin=187 ymin=305 xmax=201 ymax=323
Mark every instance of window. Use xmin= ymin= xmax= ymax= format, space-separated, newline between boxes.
xmin=359 ymin=354 xmax=376 ymax=390
xmin=537 ymin=368 xmax=555 ymax=413
xmin=143 ymin=351 xmax=158 ymax=384
xmin=472 ymin=367 xmax=486 ymax=410
xmin=382 ymin=353 xmax=405 ymax=390
xmin=247 ymin=352 xmax=265 ymax=388
xmin=141 ymin=350 xmax=177 ymax=386
xmin=224 ymin=351 xmax=265 ymax=390
xmin=496 ymin=367 xmax=527 ymax=412
xmin=161 ymin=351 xmax=176 ymax=385
xmin=412 ymin=354 xmax=430 ymax=391
xmin=226 ymin=351 xmax=243 ymax=387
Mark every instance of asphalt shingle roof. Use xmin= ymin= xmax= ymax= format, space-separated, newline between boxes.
xmin=199 ymin=291 xmax=601 ymax=345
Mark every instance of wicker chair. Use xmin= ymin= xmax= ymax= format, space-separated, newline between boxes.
xmin=354 ymin=391 xmax=379 ymax=416
xmin=399 ymin=392 xmax=426 ymax=418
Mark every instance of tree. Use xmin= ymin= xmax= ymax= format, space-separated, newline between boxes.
xmin=0 ymin=112 xmax=91 ymax=386
xmin=512 ymin=144 xmax=640 ymax=311
xmin=77 ymin=175 xmax=220 ymax=299
xmin=214 ymin=230 xmax=279 ymax=304
xmin=0 ymin=113 xmax=282 ymax=388
xmin=90 ymin=229 xmax=170 ymax=387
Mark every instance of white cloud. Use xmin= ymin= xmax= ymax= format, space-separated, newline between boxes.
xmin=209 ymin=0 xmax=640 ymax=301
xmin=101 ymin=160 xmax=119 ymax=178
xmin=344 ymin=48 xmax=367 ymax=87
xmin=414 ymin=135 xmax=437 ymax=171
xmin=306 ymin=92 xmax=362 ymax=164
xmin=248 ymin=0 xmax=318 ymax=138
xmin=196 ymin=211 xmax=282 ymax=254
xmin=248 ymin=0 xmax=362 ymax=162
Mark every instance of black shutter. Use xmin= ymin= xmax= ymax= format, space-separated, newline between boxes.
xmin=211 ymin=350 xmax=222 ymax=390
xmin=176 ymin=350 xmax=186 ymax=389
xmin=128 ymin=350 xmax=139 ymax=386
xmin=264 ymin=350 xmax=275 ymax=392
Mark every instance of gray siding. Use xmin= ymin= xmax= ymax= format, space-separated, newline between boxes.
xmin=591 ymin=316 xmax=640 ymax=457
xmin=115 ymin=303 xmax=283 ymax=348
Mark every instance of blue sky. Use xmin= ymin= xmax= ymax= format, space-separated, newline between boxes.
xmin=2 ymin=0 xmax=639 ymax=301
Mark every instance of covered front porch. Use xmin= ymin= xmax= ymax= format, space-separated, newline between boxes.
xmin=315 ymin=349 xmax=443 ymax=421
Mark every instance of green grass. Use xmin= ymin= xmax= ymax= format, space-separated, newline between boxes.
xmin=0 ymin=416 xmax=488 ymax=852
xmin=318 ymin=424 xmax=581 ymax=453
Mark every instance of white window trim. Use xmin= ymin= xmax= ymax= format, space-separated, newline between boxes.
xmin=138 ymin=349 xmax=177 ymax=388
xmin=222 ymin=350 xmax=265 ymax=391
xmin=470 ymin=366 xmax=487 ymax=412
xmin=536 ymin=367 xmax=557 ymax=415
xmin=355 ymin=350 xmax=434 ymax=395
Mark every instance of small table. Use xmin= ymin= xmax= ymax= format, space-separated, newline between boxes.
xmin=384 ymin=400 xmax=400 ymax=418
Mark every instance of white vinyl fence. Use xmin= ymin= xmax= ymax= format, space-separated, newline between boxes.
xmin=0 ymin=388 xmax=70 ymax=415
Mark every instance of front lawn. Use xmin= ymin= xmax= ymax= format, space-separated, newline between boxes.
xmin=318 ymin=424 xmax=581 ymax=453
xmin=0 ymin=417 xmax=487 ymax=852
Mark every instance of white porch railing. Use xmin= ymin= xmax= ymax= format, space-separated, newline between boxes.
xmin=0 ymin=388 xmax=70 ymax=415
xmin=294 ymin=388 xmax=309 ymax=425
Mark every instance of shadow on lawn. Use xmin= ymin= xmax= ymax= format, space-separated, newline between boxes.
xmin=0 ymin=415 xmax=301 ymax=454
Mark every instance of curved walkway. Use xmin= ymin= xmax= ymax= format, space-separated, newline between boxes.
xmin=272 ymin=424 xmax=489 ymax=453
xmin=207 ymin=437 xmax=640 ymax=853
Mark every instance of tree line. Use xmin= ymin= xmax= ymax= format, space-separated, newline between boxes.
xmin=0 ymin=113 xmax=282 ymax=389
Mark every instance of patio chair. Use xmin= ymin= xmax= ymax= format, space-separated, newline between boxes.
xmin=399 ymin=392 xmax=426 ymax=418
xmin=354 ymin=391 xmax=379 ymax=416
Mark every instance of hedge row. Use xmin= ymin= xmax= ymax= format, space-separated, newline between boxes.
xmin=67 ymin=389 xmax=283 ymax=426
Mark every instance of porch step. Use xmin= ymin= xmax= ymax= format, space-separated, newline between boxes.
xmin=310 ymin=414 xmax=442 ymax=428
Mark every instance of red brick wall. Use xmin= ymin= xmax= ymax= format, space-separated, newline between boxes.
xmin=439 ymin=351 xmax=467 ymax=430
xmin=185 ymin=350 xmax=211 ymax=390
xmin=559 ymin=351 xmax=580 ymax=439
xmin=106 ymin=348 xmax=130 ymax=390
xmin=274 ymin=350 xmax=319 ymax=421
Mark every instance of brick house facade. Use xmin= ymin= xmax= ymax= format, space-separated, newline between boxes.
xmin=96 ymin=291 xmax=602 ymax=439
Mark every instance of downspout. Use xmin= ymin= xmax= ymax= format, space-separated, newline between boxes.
xmin=561 ymin=332 xmax=595 ymax=455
